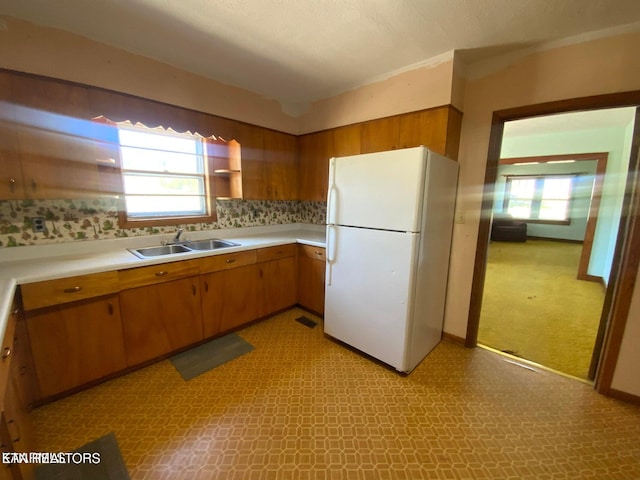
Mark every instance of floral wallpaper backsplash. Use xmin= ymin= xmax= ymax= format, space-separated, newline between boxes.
xmin=0 ymin=199 xmax=327 ymax=248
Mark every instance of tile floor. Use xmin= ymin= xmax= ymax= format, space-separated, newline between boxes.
xmin=33 ymin=309 xmax=640 ymax=479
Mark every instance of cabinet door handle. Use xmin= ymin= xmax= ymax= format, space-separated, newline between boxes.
xmin=314 ymin=250 xmax=322 ymax=256
xmin=63 ymin=286 xmax=82 ymax=293
xmin=192 ymin=285 xmax=196 ymax=296
xmin=107 ymin=302 xmax=114 ymax=315
xmin=2 ymin=347 xmax=11 ymax=359
xmin=9 ymin=178 xmax=15 ymax=193
xmin=204 ymin=281 xmax=209 ymax=293
xmin=225 ymin=258 xmax=236 ymax=264
xmin=155 ymin=271 xmax=169 ymax=277
xmin=31 ymin=179 xmax=37 ymax=191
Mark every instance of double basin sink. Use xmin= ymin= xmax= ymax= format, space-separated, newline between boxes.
xmin=129 ymin=238 xmax=240 ymax=259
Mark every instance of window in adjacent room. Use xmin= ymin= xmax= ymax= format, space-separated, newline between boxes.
xmin=504 ymin=175 xmax=573 ymax=224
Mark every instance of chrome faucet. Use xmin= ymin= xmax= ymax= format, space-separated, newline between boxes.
xmin=171 ymin=228 xmax=184 ymax=244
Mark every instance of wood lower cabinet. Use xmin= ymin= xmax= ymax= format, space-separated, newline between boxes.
xmin=26 ymin=294 xmax=127 ymax=399
xmin=119 ymin=277 xmax=203 ymax=367
xmin=0 ymin=297 xmax=35 ymax=480
xmin=201 ymin=264 xmax=260 ymax=336
xmin=257 ymin=245 xmax=297 ymax=316
xmin=9 ymin=241 xmax=324 ymax=410
xmin=297 ymin=245 xmax=326 ymax=315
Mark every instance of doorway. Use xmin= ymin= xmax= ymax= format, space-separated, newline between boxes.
xmin=465 ymin=92 xmax=640 ymax=396
xmin=476 ymin=109 xmax=635 ymax=380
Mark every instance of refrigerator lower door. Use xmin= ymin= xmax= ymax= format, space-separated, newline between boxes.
xmin=324 ymin=226 xmax=418 ymax=372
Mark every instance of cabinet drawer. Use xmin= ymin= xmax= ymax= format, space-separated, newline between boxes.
xmin=118 ymin=260 xmax=200 ymax=290
xmin=256 ymin=244 xmax=296 ymax=263
xmin=298 ymin=244 xmax=326 ymax=261
xmin=199 ymin=250 xmax=257 ymax=274
xmin=21 ymin=271 xmax=119 ymax=311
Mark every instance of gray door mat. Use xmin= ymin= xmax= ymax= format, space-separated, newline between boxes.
xmin=35 ymin=432 xmax=130 ymax=480
xmin=170 ymin=333 xmax=255 ymax=381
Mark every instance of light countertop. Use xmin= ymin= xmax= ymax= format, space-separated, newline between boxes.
xmin=0 ymin=223 xmax=326 ymax=342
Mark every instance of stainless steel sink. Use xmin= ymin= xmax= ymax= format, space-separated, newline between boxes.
xmin=128 ymin=244 xmax=192 ymax=259
xmin=184 ymin=239 xmax=240 ymax=251
xmin=128 ymin=238 xmax=240 ymax=259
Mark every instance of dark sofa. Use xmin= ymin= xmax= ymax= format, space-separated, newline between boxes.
xmin=490 ymin=214 xmax=527 ymax=242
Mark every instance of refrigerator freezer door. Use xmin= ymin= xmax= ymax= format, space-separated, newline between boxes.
xmin=327 ymin=147 xmax=427 ymax=232
xmin=324 ymin=225 xmax=419 ymax=372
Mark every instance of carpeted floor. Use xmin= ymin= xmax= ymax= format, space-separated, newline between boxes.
xmin=478 ymin=239 xmax=605 ymax=379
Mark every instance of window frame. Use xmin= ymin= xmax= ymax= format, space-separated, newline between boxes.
xmin=93 ymin=117 xmax=218 ymax=229
xmin=503 ymin=174 xmax=575 ymax=225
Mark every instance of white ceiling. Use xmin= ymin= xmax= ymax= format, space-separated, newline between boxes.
xmin=504 ymin=108 xmax=637 ymax=138
xmin=2 ymin=0 xmax=640 ymax=106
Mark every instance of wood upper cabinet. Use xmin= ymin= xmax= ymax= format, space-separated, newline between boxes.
xmin=298 ymin=130 xmax=333 ymax=202
xmin=398 ymin=107 xmax=448 ymax=152
xmin=230 ymin=122 xmax=299 ymax=201
xmin=257 ymin=245 xmax=297 ymax=316
xmin=263 ymin=129 xmax=298 ymax=200
xmin=333 ymin=124 xmax=361 ymax=158
xmin=119 ymin=276 xmax=203 ymax=367
xmin=297 ymin=245 xmax=326 ymax=315
xmin=298 ymin=124 xmax=362 ymax=202
xmin=11 ymin=74 xmax=101 ymax=199
xmin=360 ymin=116 xmax=400 ymax=154
xmin=25 ymin=294 xmax=127 ymax=399
xmin=0 ymin=72 xmax=25 ymax=200
xmin=232 ymin=122 xmax=264 ymax=200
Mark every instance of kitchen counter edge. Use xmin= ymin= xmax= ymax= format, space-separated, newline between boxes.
xmin=0 ymin=224 xmax=326 ymax=342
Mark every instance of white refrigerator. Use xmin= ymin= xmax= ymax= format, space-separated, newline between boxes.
xmin=324 ymin=146 xmax=458 ymax=373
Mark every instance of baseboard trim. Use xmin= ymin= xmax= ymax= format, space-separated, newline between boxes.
xmin=608 ymin=388 xmax=640 ymax=405
xmin=526 ymin=236 xmax=584 ymax=244
xmin=442 ymin=332 xmax=466 ymax=345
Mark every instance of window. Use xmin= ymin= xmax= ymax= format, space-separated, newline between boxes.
xmin=504 ymin=175 xmax=573 ymax=223
xmin=97 ymin=120 xmax=218 ymax=228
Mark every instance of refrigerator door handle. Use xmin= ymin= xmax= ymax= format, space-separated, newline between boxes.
xmin=326 ymin=224 xmax=337 ymax=286
xmin=327 ymin=158 xmax=337 ymax=225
